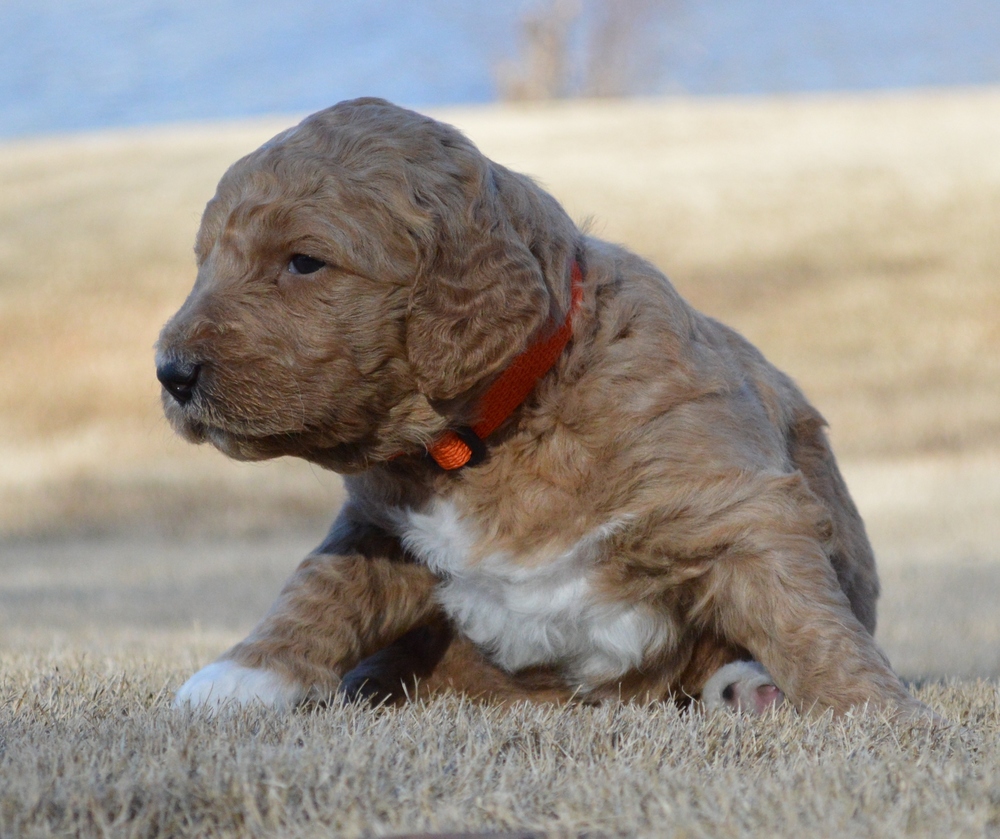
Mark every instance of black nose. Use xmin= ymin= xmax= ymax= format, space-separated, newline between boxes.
xmin=157 ymin=359 xmax=201 ymax=405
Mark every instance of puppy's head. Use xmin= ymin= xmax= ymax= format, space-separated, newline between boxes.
xmin=156 ymin=98 xmax=578 ymax=472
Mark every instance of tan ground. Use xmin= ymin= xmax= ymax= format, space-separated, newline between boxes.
xmin=2 ymin=88 xmax=999 ymax=836
xmin=3 ymin=87 xmax=1000 ymax=538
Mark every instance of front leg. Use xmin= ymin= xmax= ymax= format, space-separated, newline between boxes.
xmin=176 ymin=517 xmax=440 ymax=710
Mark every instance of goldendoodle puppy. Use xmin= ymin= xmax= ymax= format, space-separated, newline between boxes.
xmin=157 ymin=98 xmax=935 ymax=721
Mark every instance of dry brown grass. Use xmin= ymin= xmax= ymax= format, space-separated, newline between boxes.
xmin=2 ymin=90 xmax=1000 ymax=837
xmin=3 ymin=647 xmax=998 ymax=839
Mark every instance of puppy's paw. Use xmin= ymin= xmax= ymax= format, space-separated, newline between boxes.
xmin=702 ymin=660 xmax=784 ymax=715
xmin=174 ymin=660 xmax=306 ymax=712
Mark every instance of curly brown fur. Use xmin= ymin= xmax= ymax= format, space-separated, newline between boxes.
xmin=157 ymin=98 xmax=936 ymax=722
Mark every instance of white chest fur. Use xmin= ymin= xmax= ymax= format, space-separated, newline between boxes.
xmin=396 ymin=500 xmax=672 ymax=687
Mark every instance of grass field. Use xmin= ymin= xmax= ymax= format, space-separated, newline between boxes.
xmin=2 ymin=88 xmax=1000 ymax=837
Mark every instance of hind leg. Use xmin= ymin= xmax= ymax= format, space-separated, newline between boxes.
xmin=701 ymin=661 xmax=784 ymax=714
xmin=674 ymin=631 xmax=782 ymax=714
xmin=788 ymin=405 xmax=880 ymax=633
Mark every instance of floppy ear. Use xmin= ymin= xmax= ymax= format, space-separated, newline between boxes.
xmin=406 ymin=164 xmax=552 ymax=402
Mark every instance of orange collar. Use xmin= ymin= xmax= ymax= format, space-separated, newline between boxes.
xmin=425 ymin=259 xmax=584 ymax=470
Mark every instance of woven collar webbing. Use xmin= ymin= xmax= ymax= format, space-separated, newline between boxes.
xmin=426 ymin=259 xmax=584 ymax=470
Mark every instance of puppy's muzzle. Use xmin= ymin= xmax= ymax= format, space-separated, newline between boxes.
xmin=157 ymin=359 xmax=202 ymax=405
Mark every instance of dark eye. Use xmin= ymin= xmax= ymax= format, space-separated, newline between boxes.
xmin=287 ymin=254 xmax=326 ymax=275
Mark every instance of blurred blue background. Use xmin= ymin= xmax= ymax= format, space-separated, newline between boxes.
xmin=3 ymin=0 xmax=1000 ymax=138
